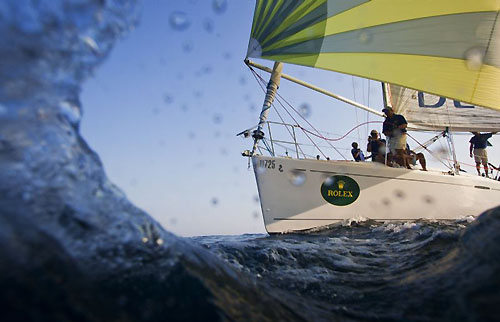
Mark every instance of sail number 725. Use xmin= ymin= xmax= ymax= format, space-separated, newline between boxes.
xmin=259 ymin=160 xmax=283 ymax=172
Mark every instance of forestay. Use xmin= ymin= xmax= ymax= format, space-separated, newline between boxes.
xmin=388 ymin=84 xmax=500 ymax=132
xmin=247 ymin=0 xmax=500 ymax=111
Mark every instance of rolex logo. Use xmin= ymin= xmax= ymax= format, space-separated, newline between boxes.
xmin=322 ymin=176 xmax=360 ymax=206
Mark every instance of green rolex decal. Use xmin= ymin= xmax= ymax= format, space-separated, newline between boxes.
xmin=321 ymin=175 xmax=360 ymax=206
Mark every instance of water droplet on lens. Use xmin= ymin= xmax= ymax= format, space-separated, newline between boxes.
xmin=211 ymin=198 xmax=219 ymax=206
xmin=357 ymin=30 xmax=372 ymax=44
xmin=423 ymin=195 xmax=434 ymax=204
xmin=465 ymin=47 xmax=485 ymax=70
xmin=253 ymin=195 xmax=259 ymax=203
xmin=239 ymin=76 xmax=247 ymax=85
xmin=299 ymin=103 xmax=312 ymax=118
xmin=255 ymin=165 xmax=266 ymax=175
xmin=394 ymin=189 xmax=405 ymax=199
xmin=169 ymin=11 xmax=191 ymax=31
xmin=288 ymin=170 xmax=306 ymax=186
xmin=202 ymin=65 xmax=212 ymax=74
xmin=213 ymin=114 xmax=223 ymax=124
xmin=212 ymin=0 xmax=228 ymax=14
xmin=324 ymin=176 xmax=334 ymax=186
xmin=253 ymin=211 xmax=259 ymax=218
xmin=163 ymin=94 xmax=174 ymax=104
xmin=182 ymin=41 xmax=193 ymax=52
xmin=223 ymin=52 xmax=232 ymax=60
xmin=382 ymin=198 xmax=391 ymax=206
xmin=203 ymin=18 xmax=214 ymax=33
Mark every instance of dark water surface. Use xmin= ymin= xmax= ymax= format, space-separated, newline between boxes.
xmin=192 ymin=217 xmax=500 ymax=321
xmin=1 ymin=1 xmax=499 ymax=321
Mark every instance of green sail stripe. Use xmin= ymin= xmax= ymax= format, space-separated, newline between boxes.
xmin=249 ymin=0 xmax=262 ymax=40
xmin=261 ymin=11 xmax=500 ymax=68
xmin=255 ymin=0 xmax=370 ymax=53
xmin=251 ymin=0 xmax=269 ymax=39
xmin=258 ymin=0 xmax=323 ymax=46
xmin=254 ymin=0 xmax=289 ymax=41
xmin=253 ymin=0 xmax=279 ymax=39
xmin=260 ymin=2 xmax=328 ymax=50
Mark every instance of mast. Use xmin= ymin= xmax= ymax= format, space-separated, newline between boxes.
xmin=250 ymin=61 xmax=283 ymax=156
xmin=381 ymin=82 xmax=392 ymax=109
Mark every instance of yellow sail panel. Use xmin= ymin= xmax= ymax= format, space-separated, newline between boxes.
xmin=247 ymin=0 xmax=500 ymax=111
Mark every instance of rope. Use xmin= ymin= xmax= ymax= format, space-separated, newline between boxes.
xmin=299 ymin=120 xmax=383 ymax=141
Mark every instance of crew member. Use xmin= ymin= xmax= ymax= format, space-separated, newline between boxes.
xmin=469 ymin=132 xmax=496 ymax=177
xmin=351 ymin=142 xmax=365 ymax=162
xmin=367 ymin=129 xmax=386 ymax=164
xmin=405 ymin=144 xmax=427 ymax=171
xmin=382 ymin=107 xmax=408 ymax=168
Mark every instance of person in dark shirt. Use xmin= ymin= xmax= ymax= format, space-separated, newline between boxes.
xmin=382 ymin=107 xmax=408 ymax=168
xmin=351 ymin=142 xmax=365 ymax=162
xmin=469 ymin=132 xmax=496 ymax=177
xmin=367 ymin=129 xmax=386 ymax=164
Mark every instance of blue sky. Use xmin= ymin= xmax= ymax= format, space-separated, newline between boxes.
xmin=81 ymin=0 xmax=500 ymax=236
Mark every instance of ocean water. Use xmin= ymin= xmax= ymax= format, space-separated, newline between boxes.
xmin=1 ymin=1 xmax=499 ymax=321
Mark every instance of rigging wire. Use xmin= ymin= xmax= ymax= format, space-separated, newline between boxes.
xmin=250 ymin=66 xmax=343 ymax=159
xmin=352 ymin=76 xmax=361 ymax=144
xmin=407 ymin=132 xmax=454 ymax=170
xmin=366 ymin=80 xmax=371 ymax=140
xmin=249 ymin=66 xmax=308 ymax=159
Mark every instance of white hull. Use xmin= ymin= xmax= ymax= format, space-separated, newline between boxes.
xmin=252 ymin=156 xmax=500 ymax=234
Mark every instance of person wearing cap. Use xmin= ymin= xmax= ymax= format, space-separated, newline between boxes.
xmin=382 ymin=107 xmax=408 ymax=168
xmin=367 ymin=129 xmax=386 ymax=163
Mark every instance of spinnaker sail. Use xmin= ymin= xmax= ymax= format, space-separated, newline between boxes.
xmin=247 ymin=0 xmax=500 ymax=111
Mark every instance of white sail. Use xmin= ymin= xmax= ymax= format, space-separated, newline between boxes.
xmin=388 ymin=84 xmax=500 ymax=132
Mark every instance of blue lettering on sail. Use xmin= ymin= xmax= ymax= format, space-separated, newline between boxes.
xmin=418 ymin=92 xmax=445 ymax=108
xmin=418 ymin=92 xmax=475 ymax=108
xmin=453 ymin=101 xmax=474 ymax=108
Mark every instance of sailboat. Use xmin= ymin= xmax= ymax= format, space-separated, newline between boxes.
xmin=240 ymin=0 xmax=500 ymax=234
